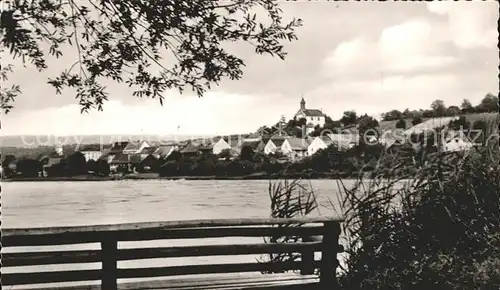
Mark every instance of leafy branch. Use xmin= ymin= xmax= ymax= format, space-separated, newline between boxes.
xmin=1 ymin=0 xmax=302 ymax=113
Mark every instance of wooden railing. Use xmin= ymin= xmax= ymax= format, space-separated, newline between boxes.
xmin=2 ymin=216 xmax=344 ymax=289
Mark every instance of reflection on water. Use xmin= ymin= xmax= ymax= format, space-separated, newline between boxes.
xmin=2 ymin=179 xmax=355 ymax=289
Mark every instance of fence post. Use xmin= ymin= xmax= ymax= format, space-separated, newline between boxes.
xmin=102 ymin=238 xmax=118 ymax=290
xmin=319 ymin=221 xmax=341 ymax=288
xmin=300 ymin=236 xmax=315 ymax=275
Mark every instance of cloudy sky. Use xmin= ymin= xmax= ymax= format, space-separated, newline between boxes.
xmin=2 ymin=1 xmax=498 ymax=136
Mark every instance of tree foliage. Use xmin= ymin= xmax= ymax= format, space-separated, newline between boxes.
xmin=67 ymin=151 xmax=87 ymax=175
xmin=479 ymin=93 xmax=499 ymax=112
xmin=461 ymin=99 xmax=473 ymax=113
xmin=446 ymin=105 xmax=461 ymax=116
xmin=240 ymin=144 xmax=254 ymax=161
xmin=340 ymin=110 xmax=358 ymax=126
xmin=430 ymin=99 xmax=446 ymax=116
xmin=15 ymin=157 xmax=41 ymax=177
xmin=395 ymin=118 xmax=406 ymax=129
xmin=411 ymin=116 xmax=423 ymax=126
xmin=1 ymin=0 xmax=302 ymax=113
xmin=357 ymin=114 xmax=378 ymax=136
xmin=380 ymin=94 xmax=498 ymax=121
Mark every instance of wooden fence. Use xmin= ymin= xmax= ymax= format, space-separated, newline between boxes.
xmin=2 ymin=216 xmax=344 ymax=289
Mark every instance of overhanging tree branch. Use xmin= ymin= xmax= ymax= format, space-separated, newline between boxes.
xmin=0 ymin=0 xmax=302 ymax=114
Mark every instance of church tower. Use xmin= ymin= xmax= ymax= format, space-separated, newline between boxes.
xmin=300 ymin=97 xmax=306 ymax=110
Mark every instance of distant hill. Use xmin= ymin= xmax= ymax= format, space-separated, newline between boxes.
xmin=0 ymin=134 xmax=215 ymax=148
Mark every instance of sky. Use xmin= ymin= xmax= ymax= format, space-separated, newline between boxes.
xmin=2 ymin=1 xmax=498 ymax=137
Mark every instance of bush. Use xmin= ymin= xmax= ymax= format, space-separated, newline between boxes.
xmin=267 ymin=135 xmax=499 ymax=289
xmin=334 ymin=147 xmax=500 ymax=290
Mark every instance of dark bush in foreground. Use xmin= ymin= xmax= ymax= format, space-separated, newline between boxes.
xmin=335 ymin=147 xmax=500 ymax=290
xmin=266 ymin=141 xmax=500 ymax=289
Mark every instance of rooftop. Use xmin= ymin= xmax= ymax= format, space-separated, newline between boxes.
xmin=139 ymin=146 xmax=158 ymax=155
xmin=79 ymin=144 xmax=103 ymax=152
xmin=302 ymin=109 xmax=324 ymax=117
xmin=327 ymin=133 xmax=359 ymax=150
xmin=110 ymin=153 xmax=130 ymax=164
xmin=285 ymin=138 xmax=310 ymax=150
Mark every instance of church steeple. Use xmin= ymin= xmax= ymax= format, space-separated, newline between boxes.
xmin=300 ymin=97 xmax=306 ymax=110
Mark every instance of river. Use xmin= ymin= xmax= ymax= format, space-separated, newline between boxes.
xmin=2 ymin=179 xmax=360 ymax=289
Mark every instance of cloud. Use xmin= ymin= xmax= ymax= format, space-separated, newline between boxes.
xmin=316 ymin=2 xmax=498 ymax=119
xmin=2 ymin=91 xmax=294 ymax=136
xmin=426 ymin=1 xmax=498 ymax=49
xmin=323 ymin=18 xmax=459 ymax=80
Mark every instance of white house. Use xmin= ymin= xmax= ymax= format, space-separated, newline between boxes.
xmin=138 ymin=146 xmax=158 ymax=159
xmin=378 ymin=130 xmax=407 ymax=149
xmin=307 ymin=136 xmax=333 ymax=156
xmin=443 ymin=131 xmax=474 ymax=152
xmin=327 ymin=133 xmax=359 ymax=151
xmin=281 ymin=138 xmax=310 ymax=161
xmin=79 ymin=144 xmax=103 ymax=161
xmin=294 ymin=98 xmax=326 ymax=134
xmin=212 ymin=137 xmax=243 ymax=155
xmin=444 ymin=137 xmax=474 ymax=152
xmin=123 ymin=140 xmax=151 ymax=154
xmin=212 ymin=138 xmax=231 ymax=155
xmin=153 ymin=145 xmax=178 ymax=159
xmin=264 ymin=137 xmax=287 ymax=155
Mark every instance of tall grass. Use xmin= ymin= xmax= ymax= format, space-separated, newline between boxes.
xmin=258 ymin=179 xmax=320 ymax=273
xmin=336 ymin=148 xmax=499 ymax=290
xmin=264 ymin=123 xmax=500 ymax=288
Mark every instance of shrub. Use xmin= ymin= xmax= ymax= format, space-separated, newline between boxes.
xmin=334 ymin=147 xmax=500 ymax=290
xmin=266 ymin=135 xmax=499 ymax=289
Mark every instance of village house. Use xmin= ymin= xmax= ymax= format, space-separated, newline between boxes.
xmin=138 ymin=146 xmax=158 ymax=159
xmin=264 ymin=137 xmax=288 ymax=155
xmin=153 ymin=144 xmax=178 ymax=159
xmin=212 ymin=138 xmax=231 ymax=155
xmin=99 ymin=141 xmax=128 ymax=163
xmin=130 ymin=153 xmax=159 ymax=173
xmin=281 ymin=138 xmax=310 ymax=161
xmin=212 ymin=136 xmax=243 ymax=155
xmin=79 ymin=144 xmax=104 ymax=162
xmin=255 ymin=139 xmax=267 ymax=153
xmin=444 ymin=136 xmax=474 ymax=153
xmin=307 ymin=135 xmax=334 ymax=156
xmin=294 ymin=98 xmax=325 ymax=134
xmin=122 ymin=140 xmax=151 ymax=154
xmin=327 ymin=133 xmax=359 ymax=151
xmin=109 ymin=153 xmax=131 ymax=173
xmin=179 ymin=141 xmax=202 ymax=157
xmin=378 ymin=130 xmax=407 ymax=149
xmin=443 ymin=131 xmax=475 ymax=153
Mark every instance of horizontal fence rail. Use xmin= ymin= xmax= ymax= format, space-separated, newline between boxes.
xmin=2 ymin=216 xmax=344 ymax=290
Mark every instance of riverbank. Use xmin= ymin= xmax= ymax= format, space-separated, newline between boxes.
xmin=1 ymin=171 xmax=359 ymax=182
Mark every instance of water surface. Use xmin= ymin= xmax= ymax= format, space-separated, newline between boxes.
xmin=3 ymin=179 xmax=353 ymax=289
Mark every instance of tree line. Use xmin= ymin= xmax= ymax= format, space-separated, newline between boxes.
xmin=1 ymin=151 xmax=111 ymax=178
xmin=380 ymin=93 xmax=498 ymax=121
xmin=258 ymin=93 xmax=498 ymax=141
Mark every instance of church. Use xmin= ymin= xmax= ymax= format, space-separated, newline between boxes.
xmin=294 ymin=98 xmax=326 ymax=133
